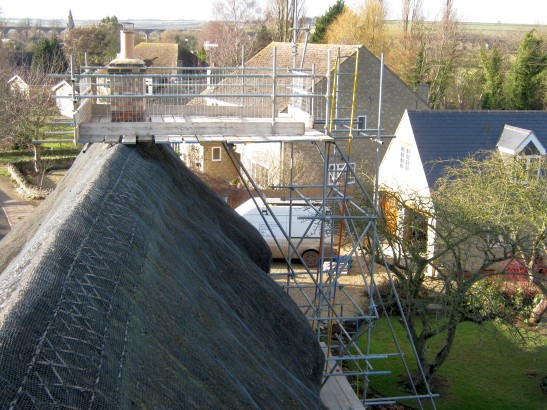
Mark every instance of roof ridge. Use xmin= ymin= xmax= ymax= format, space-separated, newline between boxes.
xmin=503 ymin=124 xmax=533 ymax=133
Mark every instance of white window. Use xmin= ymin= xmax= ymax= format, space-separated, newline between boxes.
xmin=329 ymin=162 xmax=356 ymax=184
xmin=357 ymin=115 xmax=368 ymax=130
xmin=212 ymin=146 xmax=221 ymax=161
xmin=400 ymin=146 xmax=410 ymax=171
xmin=514 ymin=155 xmax=544 ymax=182
xmin=487 ymin=234 xmax=508 ymax=249
xmin=523 ymin=155 xmax=543 ymax=179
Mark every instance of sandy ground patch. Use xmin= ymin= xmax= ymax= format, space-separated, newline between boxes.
xmin=269 ymin=257 xmax=394 ymax=318
xmin=31 ymin=169 xmax=67 ymax=191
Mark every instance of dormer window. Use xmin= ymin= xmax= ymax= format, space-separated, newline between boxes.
xmin=497 ymin=125 xmax=545 ymax=181
xmin=520 ymin=141 xmax=541 ymax=155
xmin=497 ymin=125 xmax=545 ymax=156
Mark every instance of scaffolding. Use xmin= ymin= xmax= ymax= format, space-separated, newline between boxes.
xmin=67 ymin=47 xmax=437 ymax=408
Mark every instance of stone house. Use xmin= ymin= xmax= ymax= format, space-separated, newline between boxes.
xmin=180 ymin=141 xmax=242 ymax=184
xmin=132 ymin=42 xmax=243 ymax=182
xmin=176 ymin=41 xmax=428 ymax=186
xmin=229 ymin=42 xmax=430 ymax=187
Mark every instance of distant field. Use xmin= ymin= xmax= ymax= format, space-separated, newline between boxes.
xmin=4 ymin=19 xmax=204 ymax=30
xmin=5 ymin=18 xmax=544 ymax=34
xmin=385 ymin=20 xmax=545 ymax=36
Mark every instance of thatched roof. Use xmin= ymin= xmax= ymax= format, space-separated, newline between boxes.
xmin=0 ymin=143 xmax=326 ymax=409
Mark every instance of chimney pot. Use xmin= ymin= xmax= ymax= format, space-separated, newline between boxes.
xmin=120 ymin=29 xmax=136 ymax=60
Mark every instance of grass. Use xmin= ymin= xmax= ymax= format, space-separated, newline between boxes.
xmin=0 ymin=150 xmax=36 ymax=164
xmin=357 ymin=318 xmax=546 ymax=409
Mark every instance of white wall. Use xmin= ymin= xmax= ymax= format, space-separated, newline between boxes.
xmin=379 ymin=110 xmax=437 ymax=276
xmin=379 ymin=111 xmax=431 ymax=200
xmin=53 ymin=82 xmax=74 ymax=118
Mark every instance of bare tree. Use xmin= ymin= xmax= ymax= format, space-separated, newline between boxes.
xmin=435 ymin=152 xmax=547 ymax=325
xmin=0 ymin=10 xmax=10 ymax=71
xmin=363 ymin=151 xmax=547 ymax=386
xmin=0 ymin=8 xmax=6 ymax=34
xmin=387 ymin=0 xmax=425 ymax=87
xmin=0 ymin=66 xmax=61 ymax=173
xmin=401 ymin=0 xmax=423 ymax=35
xmin=325 ymin=0 xmax=387 ymax=56
xmin=202 ymin=0 xmax=263 ymax=66
xmin=402 ymin=0 xmax=411 ymax=34
xmin=423 ymin=0 xmax=461 ymax=108
xmin=213 ymin=0 xmax=262 ymax=22
xmin=265 ymin=0 xmax=307 ymax=42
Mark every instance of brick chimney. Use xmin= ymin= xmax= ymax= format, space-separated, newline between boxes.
xmin=107 ymin=24 xmax=147 ymax=122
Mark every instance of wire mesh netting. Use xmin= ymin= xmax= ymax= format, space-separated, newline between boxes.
xmin=0 ymin=143 xmax=327 ymax=409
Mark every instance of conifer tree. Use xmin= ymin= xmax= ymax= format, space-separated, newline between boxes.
xmin=480 ymin=46 xmax=504 ymax=109
xmin=505 ymin=30 xmax=546 ymax=110
xmin=310 ymin=0 xmax=345 ymax=43
xmin=32 ymin=37 xmax=67 ymax=74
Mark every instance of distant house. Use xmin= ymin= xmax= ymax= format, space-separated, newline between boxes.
xmin=178 ymin=141 xmax=242 ymax=184
xmin=378 ymin=110 xmax=547 ymax=274
xmin=51 ymin=80 xmax=74 ymax=117
xmin=232 ymin=42 xmax=430 ymax=187
xmin=8 ymin=75 xmax=52 ymax=100
xmin=134 ymin=42 xmax=178 ymax=92
xmin=380 ymin=110 xmax=547 ymax=195
xmin=8 ymin=75 xmax=30 ymax=96
xmin=134 ymin=42 xmax=178 ymax=72
xmin=178 ymin=41 xmax=428 ymax=186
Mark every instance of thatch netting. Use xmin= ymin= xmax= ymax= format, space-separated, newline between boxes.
xmin=0 ymin=143 xmax=325 ymax=409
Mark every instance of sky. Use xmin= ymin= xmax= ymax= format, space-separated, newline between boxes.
xmin=1 ymin=0 xmax=545 ymax=25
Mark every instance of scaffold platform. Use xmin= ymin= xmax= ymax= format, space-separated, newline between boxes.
xmin=76 ymin=112 xmax=330 ymax=144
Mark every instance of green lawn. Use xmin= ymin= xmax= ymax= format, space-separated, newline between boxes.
xmin=0 ymin=147 xmax=80 ymax=165
xmin=359 ymin=318 xmax=546 ymax=409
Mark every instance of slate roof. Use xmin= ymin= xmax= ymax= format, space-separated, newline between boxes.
xmin=407 ymin=110 xmax=547 ymax=187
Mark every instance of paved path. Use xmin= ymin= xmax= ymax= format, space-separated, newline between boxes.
xmin=0 ymin=201 xmax=9 ymax=240
xmin=0 ymin=171 xmax=38 ymax=240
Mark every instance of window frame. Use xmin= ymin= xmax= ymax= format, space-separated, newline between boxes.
xmin=400 ymin=146 xmax=411 ymax=171
xmin=328 ymin=162 xmax=356 ymax=184
xmin=211 ymin=146 xmax=222 ymax=162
